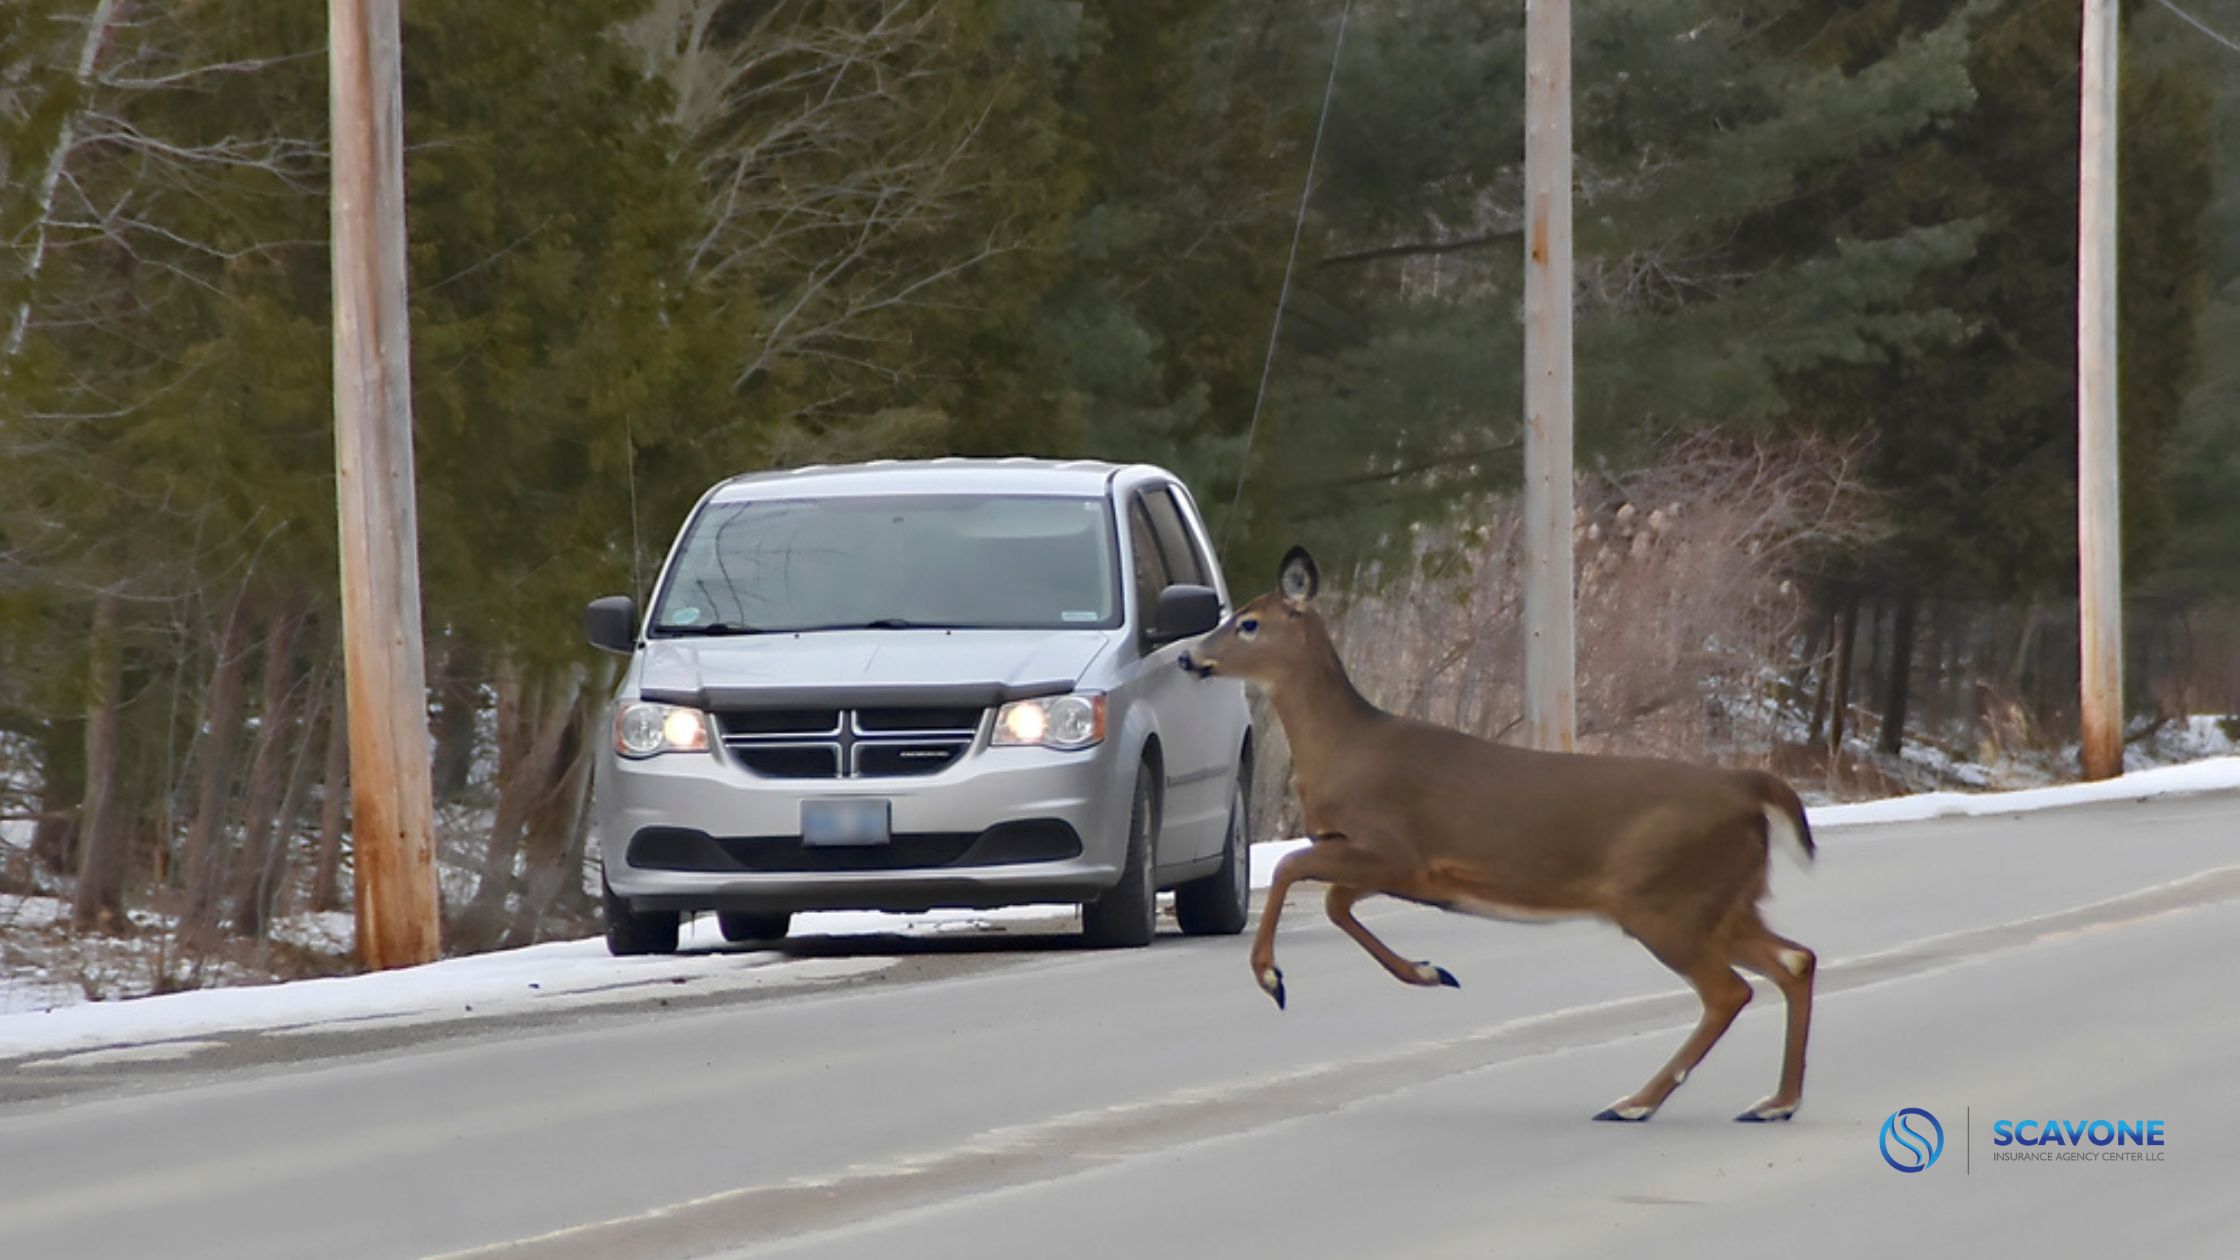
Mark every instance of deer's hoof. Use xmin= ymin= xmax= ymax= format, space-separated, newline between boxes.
xmin=1592 ymin=1103 xmax=1656 ymax=1123
xmin=1257 ymin=966 xmax=1286 ymax=1010
xmin=1736 ymin=1103 xmax=1798 ymax=1123
xmin=1411 ymin=961 xmax=1459 ymax=988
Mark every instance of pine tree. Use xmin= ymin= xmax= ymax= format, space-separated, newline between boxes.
xmin=1224 ymin=0 xmax=1989 ymax=580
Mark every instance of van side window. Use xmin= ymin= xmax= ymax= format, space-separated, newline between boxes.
xmin=1141 ymin=486 xmax=1209 ymax=587
xmin=1128 ymin=499 xmax=1171 ymax=619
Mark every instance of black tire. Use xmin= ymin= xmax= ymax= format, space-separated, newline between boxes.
xmin=601 ymin=870 xmax=680 ymax=956
xmin=1175 ymin=763 xmax=1250 ymax=936
xmin=717 ymin=910 xmax=792 ymax=944
xmin=1082 ymin=762 xmax=1158 ymax=949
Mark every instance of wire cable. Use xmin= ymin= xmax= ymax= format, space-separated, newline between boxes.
xmin=1221 ymin=0 xmax=1353 ymax=552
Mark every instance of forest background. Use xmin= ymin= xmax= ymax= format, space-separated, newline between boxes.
xmin=3 ymin=0 xmax=2235 ymax=994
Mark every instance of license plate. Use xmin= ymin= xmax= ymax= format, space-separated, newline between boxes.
xmin=801 ymin=798 xmax=891 ymax=847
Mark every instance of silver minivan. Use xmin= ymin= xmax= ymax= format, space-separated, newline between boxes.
xmin=584 ymin=458 xmax=1254 ymax=954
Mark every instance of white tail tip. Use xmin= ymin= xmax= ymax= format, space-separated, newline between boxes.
xmin=1764 ymin=803 xmax=1812 ymax=870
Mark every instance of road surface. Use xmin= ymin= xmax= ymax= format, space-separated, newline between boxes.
xmin=3 ymin=793 xmax=2236 ymax=1259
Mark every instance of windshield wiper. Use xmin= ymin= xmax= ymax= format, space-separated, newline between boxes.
xmin=651 ymin=622 xmax=766 ymax=637
xmin=787 ymin=618 xmax=973 ymax=632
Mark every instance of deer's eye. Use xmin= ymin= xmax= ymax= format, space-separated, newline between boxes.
xmin=1238 ymin=617 xmax=1260 ymax=638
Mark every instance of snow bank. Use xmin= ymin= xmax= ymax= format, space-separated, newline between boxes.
xmin=0 ymin=905 xmax=1070 ymax=1059
xmin=1809 ymin=754 xmax=2240 ymax=828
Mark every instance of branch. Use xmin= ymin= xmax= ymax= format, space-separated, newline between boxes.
xmin=1317 ymin=228 xmax=1522 ymax=269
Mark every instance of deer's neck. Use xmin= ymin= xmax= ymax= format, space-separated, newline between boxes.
xmin=1267 ymin=626 xmax=1380 ymax=786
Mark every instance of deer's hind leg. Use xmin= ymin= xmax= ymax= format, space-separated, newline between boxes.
xmin=1594 ymin=918 xmax=1754 ymax=1123
xmin=1251 ymin=839 xmax=1453 ymax=1010
xmin=1728 ymin=908 xmax=1816 ymax=1123
xmin=1327 ymin=885 xmax=1461 ymax=991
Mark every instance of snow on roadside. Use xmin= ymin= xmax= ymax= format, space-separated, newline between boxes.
xmin=1807 ymin=754 xmax=2240 ymax=828
xmin=0 ymin=905 xmax=1073 ymax=1060
xmin=0 ymin=939 xmax=857 ymax=1059
xmin=1247 ymin=755 xmax=2240 ymax=888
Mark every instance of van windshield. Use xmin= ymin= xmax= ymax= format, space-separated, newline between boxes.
xmin=649 ymin=495 xmax=1121 ymax=635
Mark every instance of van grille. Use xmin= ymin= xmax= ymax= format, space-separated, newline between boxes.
xmin=715 ymin=706 xmax=984 ymax=779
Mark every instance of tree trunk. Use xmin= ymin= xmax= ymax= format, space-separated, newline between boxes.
xmin=503 ymin=703 xmax=597 ymax=947
xmin=1807 ymin=603 xmax=1837 ymax=745
xmin=1925 ymin=601 xmax=1961 ymax=738
xmin=1795 ymin=601 xmax=1831 ymax=731
xmin=1826 ymin=591 xmax=1859 ymax=754
xmin=223 ymin=603 xmax=309 ymax=937
xmin=28 ymin=717 xmax=85 ymax=875
xmin=1857 ymin=598 xmax=1884 ymax=738
xmin=2007 ymin=600 xmax=2043 ymax=689
xmin=179 ymin=598 xmax=253 ymax=938
xmin=429 ymin=643 xmax=483 ymax=804
xmin=1878 ymin=592 xmax=1919 ymax=756
xmin=310 ymin=682 xmax=350 ymax=913
xmin=71 ymin=595 xmax=129 ymax=933
xmin=459 ymin=663 xmax=581 ymax=949
xmin=243 ymin=683 xmax=326 ymax=940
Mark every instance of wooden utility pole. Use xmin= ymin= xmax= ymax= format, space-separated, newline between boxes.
xmin=330 ymin=0 xmax=441 ymax=967
xmin=2077 ymin=0 xmax=2122 ymax=781
xmin=1522 ymin=0 xmax=1577 ymax=752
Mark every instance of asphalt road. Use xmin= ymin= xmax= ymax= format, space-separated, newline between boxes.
xmin=3 ymin=793 xmax=2237 ymax=1259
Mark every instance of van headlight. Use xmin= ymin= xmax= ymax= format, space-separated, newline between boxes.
xmin=615 ymin=701 xmax=712 ymax=758
xmin=993 ymin=693 xmax=1106 ymax=750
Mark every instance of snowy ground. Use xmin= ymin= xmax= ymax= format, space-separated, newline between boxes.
xmin=0 ymin=905 xmax=1068 ymax=1060
xmin=4 ymin=754 xmax=2237 ymax=1063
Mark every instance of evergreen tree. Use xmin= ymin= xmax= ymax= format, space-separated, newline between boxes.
xmin=2138 ymin=0 xmax=2240 ymax=599
xmin=1221 ymin=0 xmax=1988 ymax=580
xmin=1775 ymin=0 xmax=2212 ymax=600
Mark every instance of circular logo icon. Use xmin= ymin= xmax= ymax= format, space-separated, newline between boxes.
xmin=1880 ymin=1107 xmax=1945 ymax=1173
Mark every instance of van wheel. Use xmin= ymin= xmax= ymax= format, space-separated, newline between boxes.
xmin=1082 ymin=763 xmax=1158 ymax=949
xmin=1176 ymin=764 xmax=1250 ymax=936
xmin=718 ymin=911 xmax=792 ymax=944
xmin=602 ymin=871 xmax=680 ymax=956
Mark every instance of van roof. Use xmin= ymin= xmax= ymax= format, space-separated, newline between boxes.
xmin=709 ymin=457 xmax=1130 ymax=501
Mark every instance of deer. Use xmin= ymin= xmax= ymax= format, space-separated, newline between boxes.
xmin=1180 ymin=547 xmax=1819 ymax=1123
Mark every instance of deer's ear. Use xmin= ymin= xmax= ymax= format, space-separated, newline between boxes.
xmin=1278 ymin=546 xmax=1319 ymax=606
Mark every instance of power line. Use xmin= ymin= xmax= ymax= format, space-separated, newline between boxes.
xmin=1222 ymin=0 xmax=1352 ymax=552
xmin=2155 ymin=0 xmax=2240 ymax=55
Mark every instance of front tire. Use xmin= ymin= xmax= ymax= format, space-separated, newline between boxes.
xmin=601 ymin=870 xmax=680 ymax=956
xmin=1082 ymin=763 xmax=1158 ymax=949
xmin=717 ymin=910 xmax=792 ymax=944
xmin=1175 ymin=763 xmax=1250 ymax=936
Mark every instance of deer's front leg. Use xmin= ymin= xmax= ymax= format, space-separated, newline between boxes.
xmin=1250 ymin=838 xmax=1437 ymax=1009
xmin=1327 ymin=885 xmax=1459 ymax=990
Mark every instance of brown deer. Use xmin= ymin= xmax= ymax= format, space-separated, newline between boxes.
xmin=1182 ymin=547 xmax=1818 ymax=1123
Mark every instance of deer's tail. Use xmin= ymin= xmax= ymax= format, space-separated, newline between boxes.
xmin=1754 ymin=774 xmax=1816 ymax=870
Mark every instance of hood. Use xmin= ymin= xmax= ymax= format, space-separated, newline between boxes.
xmin=635 ymin=629 xmax=1115 ymax=710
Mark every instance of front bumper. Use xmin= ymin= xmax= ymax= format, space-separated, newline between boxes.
xmin=595 ymin=737 xmax=1135 ymax=914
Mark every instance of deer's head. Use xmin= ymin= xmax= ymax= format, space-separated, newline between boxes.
xmin=1180 ymin=546 xmax=1322 ymax=683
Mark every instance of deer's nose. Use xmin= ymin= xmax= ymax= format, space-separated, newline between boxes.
xmin=1179 ymin=652 xmax=1217 ymax=679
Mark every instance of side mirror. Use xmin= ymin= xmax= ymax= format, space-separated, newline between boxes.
xmin=1151 ymin=584 xmax=1221 ymax=643
xmin=585 ymin=595 xmax=639 ymax=655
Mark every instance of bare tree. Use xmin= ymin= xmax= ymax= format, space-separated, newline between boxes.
xmin=3 ymin=0 xmax=123 ymax=364
xmin=626 ymin=1 xmax=1024 ymax=398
